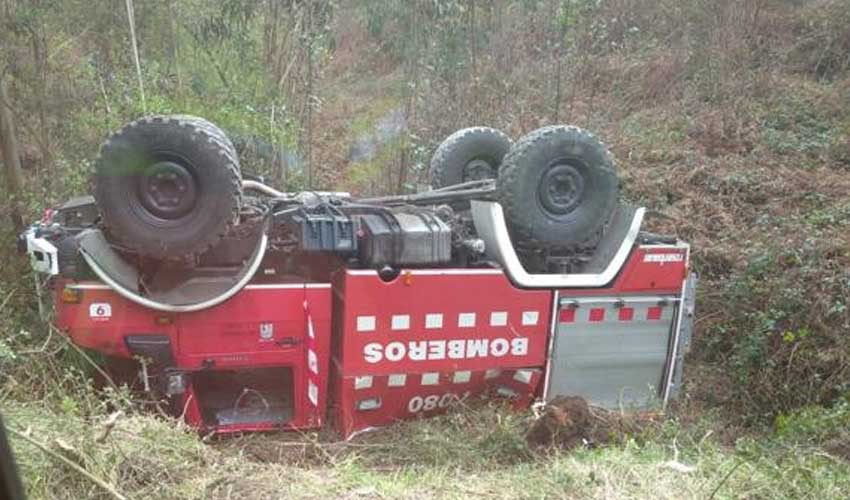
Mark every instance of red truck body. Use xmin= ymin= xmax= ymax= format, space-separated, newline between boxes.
xmin=53 ymin=241 xmax=690 ymax=438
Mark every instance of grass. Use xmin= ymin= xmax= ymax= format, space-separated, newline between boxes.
xmin=4 ymin=395 xmax=850 ymax=499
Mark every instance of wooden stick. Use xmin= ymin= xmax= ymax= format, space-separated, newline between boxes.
xmin=49 ymin=324 xmax=132 ymax=406
xmin=0 ymin=288 xmax=15 ymax=314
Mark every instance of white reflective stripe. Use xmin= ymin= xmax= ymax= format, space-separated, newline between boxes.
xmin=496 ymin=386 xmax=518 ymax=397
xmin=452 ymin=371 xmax=471 ymax=384
xmin=70 ymin=282 xmax=334 ymax=291
xmin=356 ymin=316 xmax=376 ymax=332
xmin=357 ymin=398 xmax=381 ymax=410
xmin=308 ymin=381 xmax=318 ymax=406
xmin=388 ymin=374 xmax=407 ymax=387
xmin=245 ymin=283 xmax=332 ymax=289
xmin=458 ymin=313 xmax=476 ymax=328
xmin=521 ymin=311 xmax=539 ymax=326
xmin=421 ymin=372 xmax=440 ymax=386
xmin=406 ymin=269 xmax=502 ymax=276
xmin=391 ymin=315 xmax=410 ymax=330
xmin=346 ymin=269 xmax=503 ymax=276
xmin=304 ymin=300 xmax=315 ymax=339
xmin=66 ymin=282 xmax=110 ymax=290
xmin=513 ymin=369 xmax=533 ymax=385
xmin=643 ymin=253 xmax=684 ymax=263
xmin=425 ymin=313 xmax=443 ymax=329
xmin=639 ymin=243 xmax=690 ymax=250
xmin=559 ymin=296 xmax=675 ymax=305
xmin=490 ymin=311 xmax=508 ymax=327
xmin=484 ymin=368 xmax=501 ymax=380
xmin=308 ymin=350 xmax=318 ymax=375
xmin=354 ymin=375 xmax=373 ymax=389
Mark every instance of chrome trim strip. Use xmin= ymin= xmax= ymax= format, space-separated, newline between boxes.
xmin=79 ymin=233 xmax=268 ymax=313
xmin=470 ymin=201 xmax=646 ymax=288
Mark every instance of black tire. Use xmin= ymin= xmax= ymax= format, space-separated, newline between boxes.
xmin=94 ymin=115 xmax=242 ymax=259
xmin=496 ymin=125 xmax=618 ymax=254
xmin=170 ymin=114 xmax=238 ymax=155
xmin=430 ymin=127 xmax=512 ymax=188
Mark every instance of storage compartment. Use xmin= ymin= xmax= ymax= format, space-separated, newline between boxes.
xmin=192 ymin=367 xmax=293 ymax=426
xmin=547 ymin=296 xmax=679 ymax=409
xmin=356 ymin=210 xmax=451 ymax=267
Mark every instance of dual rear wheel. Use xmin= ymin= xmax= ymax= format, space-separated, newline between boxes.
xmin=429 ymin=124 xmax=619 ymax=267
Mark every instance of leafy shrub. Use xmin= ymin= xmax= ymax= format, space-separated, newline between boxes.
xmin=700 ymin=243 xmax=850 ymax=423
xmin=761 ymin=95 xmax=834 ymax=158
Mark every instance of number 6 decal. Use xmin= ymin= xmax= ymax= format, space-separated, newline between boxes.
xmin=89 ymin=302 xmax=112 ymax=320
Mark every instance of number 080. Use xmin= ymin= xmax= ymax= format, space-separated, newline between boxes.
xmin=407 ymin=391 xmax=469 ymax=413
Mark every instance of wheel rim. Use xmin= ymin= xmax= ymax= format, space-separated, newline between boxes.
xmin=537 ymin=161 xmax=585 ymax=216
xmin=137 ymin=161 xmax=198 ymax=220
xmin=463 ymin=158 xmax=497 ymax=182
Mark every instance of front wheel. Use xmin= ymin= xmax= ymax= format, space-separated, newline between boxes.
xmin=93 ymin=115 xmax=242 ymax=259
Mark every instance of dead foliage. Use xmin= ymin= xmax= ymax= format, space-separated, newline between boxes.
xmin=526 ymin=396 xmax=661 ymax=450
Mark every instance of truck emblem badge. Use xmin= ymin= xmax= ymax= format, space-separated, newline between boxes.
xmin=643 ymin=253 xmax=684 ymax=264
xmin=89 ymin=303 xmax=112 ymax=320
xmin=259 ymin=323 xmax=274 ymax=341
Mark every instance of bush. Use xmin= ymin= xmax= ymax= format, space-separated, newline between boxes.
xmin=699 ymin=243 xmax=850 ymax=423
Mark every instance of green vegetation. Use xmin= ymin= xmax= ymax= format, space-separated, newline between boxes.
xmin=1 ymin=0 xmax=850 ymax=498
xmin=4 ymin=398 xmax=850 ymax=499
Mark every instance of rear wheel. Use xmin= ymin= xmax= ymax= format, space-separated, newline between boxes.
xmin=430 ymin=127 xmax=512 ymax=188
xmin=94 ymin=115 xmax=242 ymax=259
xmin=496 ymin=125 xmax=619 ymax=266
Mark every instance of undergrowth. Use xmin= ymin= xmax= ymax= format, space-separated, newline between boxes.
xmin=4 ymin=396 xmax=850 ymax=499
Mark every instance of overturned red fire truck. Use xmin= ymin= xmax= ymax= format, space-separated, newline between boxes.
xmin=20 ymin=117 xmax=696 ymax=438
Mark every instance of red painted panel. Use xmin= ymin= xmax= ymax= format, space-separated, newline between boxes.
xmin=559 ymin=244 xmax=688 ymax=297
xmin=55 ymin=283 xmax=170 ymax=358
xmin=334 ymin=270 xmax=553 ymax=376
xmin=618 ymin=307 xmax=634 ymax=321
xmin=333 ymin=364 xmax=543 ymax=438
xmin=54 ymin=281 xmax=333 ymax=432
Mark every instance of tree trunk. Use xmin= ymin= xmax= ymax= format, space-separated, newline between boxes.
xmin=33 ymin=18 xmax=52 ymax=184
xmin=168 ymin=0 xmax=183 ymax=96
xmin=553 ymin=1 xmax=570 ymax=123
xmin=125 ymin=0 xmax=146 ymax=111
xmin=469 ymin=0 xmax=478 ymax=112
xmin=302 ymin=1 xmax=315 ymax=189
xmin=0 ymin=77 xmax=25 ymax=232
